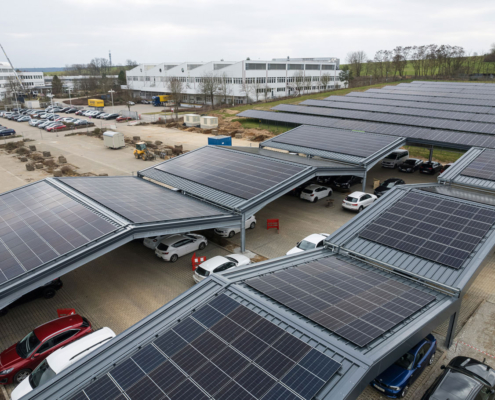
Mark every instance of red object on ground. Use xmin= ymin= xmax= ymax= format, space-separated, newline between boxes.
xmin=267 ymin=219 xmax=280 ymax=231
xmin=192 ymin=253 xmax=207 ymax=271
xmin=57 ymin=308 xmax=76 ymax=318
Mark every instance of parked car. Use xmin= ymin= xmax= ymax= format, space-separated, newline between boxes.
xmin=342 ymin=191 xmax=377 ymax=212
xmin=10 ymin=327 xmax=115 ymax=400
xmin=382 ymin=150 xmax=410 ymax=168
xmin=59 ymin=107 xmax=71 ymax=112
xmin=33 ymin=120 xmax=46 ymax=127
xmin=0 ymin=128 xmax=15 ymax=136
xmin=61 ymin=117 xmax=76 ymax=123
xmin=300 ymin=184 xmax=332 ymax=203
xmin=47 ymin=124 xmax=66 ymax=132
xmin=440 ymin=163 xmax=453 ymax=174
xmin=74 ymin=120 xmax=89 ymax=126
xmin=16 ymin=116 xmax=31 ymax=122
xmin=0 ymin=315 xmax=92 ymax=385
xmin=116 ymin=116 xmax=132 ymax=122
xmin=421 ymin=356 xmax=495 ymax=400
xmin=140 ymin=100 xmax=150 ymax=104
xmin=288 ymin=182 xmax=312 ymax=197
xmin=128 ymin=101 xmax=135 ymax=105
xmin=286 ymin=233 xmax=329 ymax=255
xmin=334 ymin=175 xmax=362 ymax=190
xmin=419 ymin=161 xmax=443 ymax=175
xmin=75 ymin=110 xmax=86 ymax=116
xmin=103 ymin=113 xmax=119 ymax=120
xmin=143 ymin=235 xmax=172 ymax=250
xmin=374 ymin=178 xmax=405 ymax=198
xmin=193 ymin=254 xmax=251 ymax=283
xmin=214 ymin=215 xmax=256 ymax=238
xmin=0 ymin=279 xmax=63 ymax=317
xmin=155 ymin=233 xmax=208 ymax=262
xmin=65 ymin=108 xmax=78 ymax=114
xmin=96 ymin=113 xmax=109 ymax=119
xmin=29 ymin=119 xmax=40 ymax=127
xmin=372 ymin=334 xmax=437 ymax=398
xmin=398 ymin=158 xmax=424 ymax=173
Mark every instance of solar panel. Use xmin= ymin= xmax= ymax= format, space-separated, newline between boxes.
xmin=0 ymin=181 xmax=117 ymax=284
xmin=72 ymin=294 xmax=341 ymax=400
xmin=245 ymin=257 xmax=436 ymax=347
xmin=154 ymin=146 xmax=307 ymax=199
xmin=388 ymin=84 xmax=495 ymax=95
xmin=359 ymin=192 xmax=495 ymax=269
xmin=268 ymin=125 xmax=401 ymax=158
xmin=60 ymin=176 xmax=227 ymax=223
xmin=460 ymin=149 xmax=495 ymax=181
xmin=368 ymin=88 xmax=495 ymax=101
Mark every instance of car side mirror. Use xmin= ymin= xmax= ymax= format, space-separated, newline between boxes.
xmin=440 ymin=365 xmax=445 ymax=370
xmin=32 ymin=353 xmax=40 ymax=359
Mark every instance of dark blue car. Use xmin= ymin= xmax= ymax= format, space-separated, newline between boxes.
xmin=371 ymin=334 xmax=437 ymax=398
xmin=0 ymin=128 xmax=15 ymax=136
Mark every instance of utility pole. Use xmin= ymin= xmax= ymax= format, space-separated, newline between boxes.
xmin=108 ymin=89 xmax=115 ymax=108
xmin=68 ymin=87 xmax=72 ymax=106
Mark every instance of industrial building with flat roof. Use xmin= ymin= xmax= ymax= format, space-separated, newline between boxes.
xmin=0 ymin=61 xmax=44 ymax=100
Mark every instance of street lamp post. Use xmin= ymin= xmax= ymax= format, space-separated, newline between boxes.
xmin=68 ymin=88 xmax=72 ymax=106
xmin=108 ymin=89 xmax=115 ymax=108
xmin=47 ymin=93 xmax=54 ymax=109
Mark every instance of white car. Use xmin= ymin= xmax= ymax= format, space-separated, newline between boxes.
xmin=300 ymin=184 xmax=332 ymax=203
xmin=128 ymin=101 xmax=135 ymax=105
xmin=193 ymin=254 xmax=251 ymax=283
xmin=342 ymin=191 xmax=377 ymax=212
xmin=11 ymin=328 xmax=116 ymax=400
xmin=286 ymin=233 xmax=329 ymax=255
xmin=155 ymin=233 xmax=207 ymax=262
xmin=214 ymin=215 xmax=256 ymax=238
xmin=143 ymin=235 xmax=171 ymax=250
xmin=29 ymin=119 xmax=40 ymax=126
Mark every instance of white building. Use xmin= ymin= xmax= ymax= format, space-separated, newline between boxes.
xmin=126 ymin=57 xmax=342 ymax=105
xmin=44 ymin=75 xmax=118 ymax=91
xmin=0 ymin=62 xmax=44 ymax=100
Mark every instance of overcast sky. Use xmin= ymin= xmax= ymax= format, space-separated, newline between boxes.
xmin=3 ymin=0 xmax=495 ymax=68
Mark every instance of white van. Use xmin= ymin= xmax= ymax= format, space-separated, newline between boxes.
xmin=382 ymin=150 xmax=409 ymax=168
xmin=11 ymin=328 xmax=116 ymax=400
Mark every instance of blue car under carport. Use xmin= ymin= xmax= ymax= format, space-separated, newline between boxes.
xmin=0 ymin=128 xmax=15 ymax=136
xmin=371 ymin=334 xmax=437 ymax=398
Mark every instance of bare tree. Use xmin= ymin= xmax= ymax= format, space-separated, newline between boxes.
xmin=320 ymin=73 xmax=332 ymax=91
xmin=346 ymin=51 xmax=367 ymax=77
xmin=240 ymin=80 xmax=254 ymax=103
xmin=126 ymin=59 xmax=138 ymax=69
xmin=217 ymin=72 xmax=232 ymax=105
xmin=198 ymin=72 xmax=219 ymax=108
xmin=167 ymin=77 xmax=184 ymax=120
xmin=289 ymin=71 xmax=305 ymax=96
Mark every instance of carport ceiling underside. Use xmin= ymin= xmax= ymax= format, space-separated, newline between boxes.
xmin=0 ymin=176 xmax=239 ymax=309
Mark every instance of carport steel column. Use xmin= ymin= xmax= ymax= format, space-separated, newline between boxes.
xmin=362 ymin=171 xmax=367 ymax=192
xmin=241 ymin=214 xmax=246 ymax=253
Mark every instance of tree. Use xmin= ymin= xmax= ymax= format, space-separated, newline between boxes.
xmin=198 ymin=72 xmax=219 ymax=108
xmin=167 ymin=77 xmax=184 ymax=120
xmin=51 ymin=75 xmax=63 ymax=95
xmin=118 ymin=70 xmax=126 ymax=85
xmin=289 ymin=71 xmax=305 ymax=96
xmin=339 ymin=65 xmax=353 ymax=87
xmin=126 ymin=59 xmax=138 ymax=69
xmin=346 ymin=51 xmax=367 ymax=77
xmin=217 ymin=72 xmax=232 ymax=104
xmin=320 ymin=73 xmax=332 ymax=91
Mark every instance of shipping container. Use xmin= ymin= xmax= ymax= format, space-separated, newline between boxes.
xmin=208 ymin=136 xmax=232 ymax=146
xmin=88 ymin=99 xmax=104 ymax=108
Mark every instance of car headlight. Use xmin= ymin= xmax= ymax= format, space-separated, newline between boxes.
xmin=0 ymin=368 xmax=14 ymax=375
xmin=389 ymin=386 xmax=401 ymax=391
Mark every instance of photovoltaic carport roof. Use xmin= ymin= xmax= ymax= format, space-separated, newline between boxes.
xmin=411 ymin=81 xmax=495 ymax=88
xmin=0 ymin=177 xmax=240 ymax=310
xmin=271 ymin=104 xmax=495 ymax=135
xmin=366 ymin=88 xmax=495 ymax=101
xmin=259 ymin=125 xmax=405 ymax=166
xmin=301 ymin=99 xmax=495 ymax=124
xmin=236 ymin=110 xmax=495 ymax=150
xmin=388 ymin=83 xmax=495 ymax=95
xmin=25 ymin=252 xmax=454 ymax=400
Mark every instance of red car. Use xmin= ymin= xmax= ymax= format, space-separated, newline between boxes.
xmin=0 ymin=315 xmax=92 ymax=384
xmin=46 ymin=124 xmax=66 ymax=132
xmin=116 ymin=116 xmax=132 ymax=122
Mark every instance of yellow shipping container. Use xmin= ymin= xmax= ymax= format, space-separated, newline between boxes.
xmin=88 ymin=99 xmax=104 ymax=107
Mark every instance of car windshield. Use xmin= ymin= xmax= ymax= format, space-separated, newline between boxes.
xmin=384 ymin=181 xmax=397 ymax=188
xmin=195 ymin=267 xmax=209 ymax=277
xmin=394 ymin=352 xmax=415 ymax=370
xmin=297 ymin=240 xmax=316 ymax=250
xmin=29 ymin=359 xmax=57 ymax=389
xmin=156 ymin=243 xmax=169 ymax=251
xmin=16 ymin=331 xmax=41 ymax=359
xmin=302 ymin=189 xmax=313 ymax=194
xmin=404 ymin=160 xmax=415 ymax=165
xmin=345 ymin=196 xmax=358 ymax=202
xmin=225 ymin=256 xmax=237 ymax=264
xmin=385 ymin=153 xmax=398 ymax=160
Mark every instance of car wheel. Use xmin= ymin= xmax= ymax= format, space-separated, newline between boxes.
xmin=14 ymin=369 xmax=31 ymax=384
xmin=170 ymin=254 xmax=179 ymax=263
xmin=358 ymin=206 xmax=364 ymax=212
xmin=43 ymin=288 xmax=57 ymax=299
xmin=199 ymin=242 xmax=206 ymax=250
xmin=228 ymin=231 xmax=235 ymax=238
xmin=400 ymin=385 xmax=409 ymax=398
xmin=250 ymin=222 xmax=256 ymax=229
xmin=429 ymin=352 xmax=435 ymax=365
xmin=313 ymin=197 xmax=318 ymax=203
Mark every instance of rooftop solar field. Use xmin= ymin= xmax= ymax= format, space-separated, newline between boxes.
xmin=460 ymin=149 xmax=495 ymax=182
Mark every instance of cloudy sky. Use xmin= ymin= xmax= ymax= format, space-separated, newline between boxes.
xmin=3 ymin=0 xmax=495 ymax=68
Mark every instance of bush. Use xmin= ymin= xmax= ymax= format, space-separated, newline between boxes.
xmin=61 ymin=165 xmax=74 ymax=175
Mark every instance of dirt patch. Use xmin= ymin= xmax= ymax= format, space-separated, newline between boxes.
xmin=224 ymin=109 xmax=239 ymax=115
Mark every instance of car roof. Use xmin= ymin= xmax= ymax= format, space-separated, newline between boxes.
xmin=159 ymin=234 xmax=189 ymax=245
xmin=303 ymin=233 xmax=328 ymax=243
xmin=348 ymin=191 xmax=366 ymax=197
xmin=33 ymin=315 xmax=83 ymax=342
xmin=46 ymin=327 xmax=115 ymax=373
xmin=198 ymin=256 xmax=230 ymax=271
xmin=305 ymin=184 xmax=323 ymax=190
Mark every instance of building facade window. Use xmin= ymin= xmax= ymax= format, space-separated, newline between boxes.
xmin=268 ymin=64 xmax=286 ymax=70
xmin=245 ymin=63 xmax=267 ymax=70
xmin=277 ymin=77 xmax=286 ymax=83
xmin=288 ymin=64 xmax=304 ymax=70
xmin=267 ymin=77 xmax=276 ymax=83
xmin=305 ymin=64 xmax=320 ymax=70
xmin=322 ymin=64 xmax=336 ymax=70
xmin=233 ymin=78 xmax=243 ymax=84
xmin=277 ymin=87 xmax=286 ymax=92
xmin=245 ymin=77 xmax=255 ymax=84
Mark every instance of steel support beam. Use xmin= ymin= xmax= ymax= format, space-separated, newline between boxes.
xmin=445 ymin=311 xmax=459 ymax=348
xmin=241 ymin=214 xmax=246 ymax=253
xmin=429 ymin=146 xmax=434 ymax=162
xmin=362 ymin=171 xmax=367 ymax=192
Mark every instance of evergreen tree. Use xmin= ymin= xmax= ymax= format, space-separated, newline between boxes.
xmin=118 ymin=70 xmax=126 ymax=85
xmin=51 ymin=75 xmax=63 ymax=94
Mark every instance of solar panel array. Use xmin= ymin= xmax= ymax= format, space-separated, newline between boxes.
xmin=461 ymin=149 xmax=495 ymax=181
xmin=0 ymin=181 xmax=116 ymax=284
xmin=60 ymin=177 xmax=227 ymax=223
xmin=155 ymin=146 xmax=307 ymax=199
xmin=272 ymin=104 xmax=495 ymax=135
xmin=367 ymin=88 xmax=495 ymax=101
xmin=301 ymin=99 xmax=495 ymax=124
xmin=322 ymin=95 xmax=495 ymax=114
xmin=246 ymin=257 xmax=436 ymax=347
xmin=359 ymin=192 xmax=495 ymax=269
xmin=346 ymin=91 xmax=495 ymax=107
xmin=411 ymin=81 xmax=495 ymax=88
xmin=236 ymin=110 xmax=495 ymax=150
xmin=267 ymin=125 xmax=401 ymax=158
xmin=390 ymin=84 xmax=495 ymax=95
xmin=70 ymin=294 xmax=341 ymax=400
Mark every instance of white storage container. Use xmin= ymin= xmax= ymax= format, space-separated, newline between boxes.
xmin=200 ymin=116 xmax=218 ymax=129
xmin=103 ymin=131 xmax=125 ymax=149
xmin=184 ymin=114 xmax=201 ymax=127
xmin=25 ymin=100 xmax=40 ymax=109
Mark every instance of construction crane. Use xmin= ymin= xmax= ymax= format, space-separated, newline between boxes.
xmin=0 ymin=43 xmax=25 ymax=91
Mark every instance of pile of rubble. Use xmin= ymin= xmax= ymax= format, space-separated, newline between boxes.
xmin=124 ymin=136 xmax=185 ymax=160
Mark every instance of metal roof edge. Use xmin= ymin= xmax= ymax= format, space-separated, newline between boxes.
xmin=361 ymin=137 xmax=407 ymax=167
xmin=438 ymin=147 xmax=484 ymax=183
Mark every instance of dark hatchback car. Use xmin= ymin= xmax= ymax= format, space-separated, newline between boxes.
xmin=372 ymin=334 xmax=437 ymax=398
xmin=398 ymin=158 xmax=423 ymax=173
xmin=422 ymin=356 xmax=495 ymax=400
xmin=0 ymin=279 xmax=63 ymax=317
xmin=0 ymin=129 xmax=16 ymax=136
xmin=419 ymin=161 xmax=443 ymax=175
xmin=334 ymin=175 xmax=362 ymax=190
xmin=374 ymin=178 xmax=405 ymax=198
